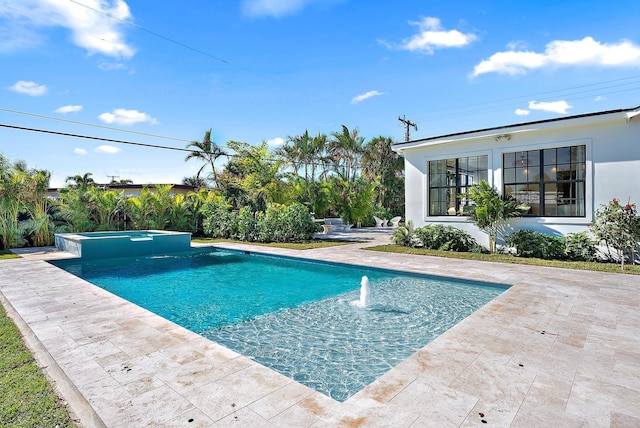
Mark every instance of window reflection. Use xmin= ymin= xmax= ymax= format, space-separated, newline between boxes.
xmin=503 ymin=144 xmax=586 ymax=217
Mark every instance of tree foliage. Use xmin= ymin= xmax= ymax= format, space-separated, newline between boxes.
xmin=591 ymin=198 xmax=640 ymax=269
xmin=185 ymin=129 xmax=227 ymax=186
xmin=466 ymin=180 xmax=529 ymax=253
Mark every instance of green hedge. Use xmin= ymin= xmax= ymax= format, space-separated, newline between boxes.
xmin=505 ymin=229 xmax=597 ymax=261
xmin=202 ymin=199 xmax=319 ymax=242
xmin=392 ymin=223 xmax=483 ymax=253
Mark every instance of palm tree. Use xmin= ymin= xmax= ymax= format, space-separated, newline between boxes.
xmin=466 ymin=180 xmax=529 ymax=253
xmin=182 ymin=175 xmax=207 ymax=189
xmin=110 ymin=178 xmax=133 ymax=185
xmin=65 ymin=172 xmax=95 ymax=189
xmin=19 ymin=168 xmax=57 ymax=246
xmin=329 ymin=125 xmax=364 ymax=181
xmin=185 ymin=129 xmax=227 ymax=186
xmin=276 ymin=131 xmax=329 ymax=185
xmin=361 ymin=136 xmax=404 ymax=211
xmin=93 ymin=188 xmax=124 ymax=231
xmin=0 ymin=161 xmax=26 ymax=248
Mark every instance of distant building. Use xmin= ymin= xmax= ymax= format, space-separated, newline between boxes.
xmin=392 ymin=105 xmax=640 ymax=247
xmin=47 ymin=183 xmax=197 ymax=199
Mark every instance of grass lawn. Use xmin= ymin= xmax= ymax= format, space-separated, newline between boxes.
xmin=366 ymin=244 xmax=640 ymax=275
xmin=0 ymin=305 xmax=75 ymax=428
xmin=192 ymin=237 xmax=358 ymax=250
xmin=0 ymin=250 xmax=19 ymax=260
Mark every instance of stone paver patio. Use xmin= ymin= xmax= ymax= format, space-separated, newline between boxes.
xmin=1 ymin=228 xmax=639 ymax=427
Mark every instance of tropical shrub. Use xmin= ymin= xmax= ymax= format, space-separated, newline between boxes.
xmin=565 ymin=231 xmax=597 ymax=262
xmin=201 ymin=196 xmax=237 ymax=238
xmin=413 ymin=224 xmax=478 ymax=252
xmin=328 ymin=175 xmax=375 ymax=225
xmin=391 ymin=221 xmax=417 ymax=247
xmin=591 ymin=198 xmax=640 ymax=269
xmin=465 ymin=180 xmax=529 ymax=253
xmin=505 ymin=229 xmax=565 ymax=260
xmin=0 ymin=158 xmax=61 ymax=248
xmin=236 ymin=207 xmax=259 ymax=241
xmin=202 ymin=199 xmax=318 ymax=242
xmin=255 ymin=203 xmax=319 ymax=242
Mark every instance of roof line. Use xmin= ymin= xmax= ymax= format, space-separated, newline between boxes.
xmin=393 ymin=104 xmax=640 ymax=147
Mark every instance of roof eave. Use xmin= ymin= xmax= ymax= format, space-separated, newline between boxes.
xmin=392 ymin=104 xmax=640 ymax=152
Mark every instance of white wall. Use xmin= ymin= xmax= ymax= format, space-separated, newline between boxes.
xmin=399 ymin=113 xmax=640 ymax=247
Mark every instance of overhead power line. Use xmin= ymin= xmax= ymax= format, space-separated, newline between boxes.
xmin=421 ymin=75 xmax=640 ymax=121
xmin=0 ymin=107 xmax=192 ymax=143
xmin=68 ymin=0 xmax=230 ymax=65
xmin=0 ymin=123 xmax=192 ymax=152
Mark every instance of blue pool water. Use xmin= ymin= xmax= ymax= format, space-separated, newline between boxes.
xmin=51 ymin=249 xmax=508 ymax=401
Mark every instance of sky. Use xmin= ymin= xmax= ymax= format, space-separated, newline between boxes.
xmin=1 ymin=0 xmax=640 ymax=188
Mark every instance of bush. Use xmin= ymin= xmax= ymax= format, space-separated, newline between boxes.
xmin=506 ymin=229 xmax=565 ymax=260
xmin=591 ymin=198 xmax=640 ymax=268
xmin=565 ymin=231 xmax=597 ymax=262
xmin=391 ymin=221 xmax=419 ymax=247
xmin=201 ymin=197 xmax=237 ymax=238
xmin=202 ymin=199 xmax=318 ymax=243
xmin=256 ymin=203 xmax=319 ymax=242
xmin=391 ymin=222 xmax=479 ymax=252
xmin=413 ymin=224 xmax=478 ymax=252
xmin=236 ymin=207 xmax=259 ymax=241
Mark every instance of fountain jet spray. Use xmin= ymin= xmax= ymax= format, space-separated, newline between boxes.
xmin=351 ymin=276 xmax=371 ymax=308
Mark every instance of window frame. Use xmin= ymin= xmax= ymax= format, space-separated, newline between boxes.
xmin=502 ymin=144 xmax=587 ymax=218
xmin=426 ymin=152 xmax=490 ymax=217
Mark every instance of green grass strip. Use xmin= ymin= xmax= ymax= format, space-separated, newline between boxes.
xmin=192 ymin=238 xmax=357 ymax=250
xmin=365 ymin=244 xmax=640 ymax=275
xmin=0 ymin=305 xmax=75 ymax=428
xmin=0 ymin=250 xmax=19 ymax=260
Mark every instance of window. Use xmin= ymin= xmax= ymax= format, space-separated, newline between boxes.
xmin=503 ymin=145 xmax=586 ymax=217
xmin=428 ymin=155 xmax=488 ymax=216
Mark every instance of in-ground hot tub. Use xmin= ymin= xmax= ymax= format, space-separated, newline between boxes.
xmin=54 ymin=230 xmax=192 ymax=259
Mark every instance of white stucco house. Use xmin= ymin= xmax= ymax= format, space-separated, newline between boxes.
xmin=392 ymin=105 xmax=640 ymax=248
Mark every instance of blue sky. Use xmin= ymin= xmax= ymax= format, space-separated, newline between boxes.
xmin=1 ymin=0 xmax=640 ymax=187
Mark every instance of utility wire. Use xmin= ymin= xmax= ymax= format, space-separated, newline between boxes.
xmin=65 ymin=0 xmax=332 ymax=102
xmin=68 ymin=0 xmax=230 ymax=65
xmin=0 ymin=124 xmax=191 ymax=153
xmin=0 ymin=107 xmax=193 ymax=143
xmin=423 ymin=75 xmax=640 ymax=119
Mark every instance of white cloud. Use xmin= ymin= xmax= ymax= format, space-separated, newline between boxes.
xmin=73 ymin=148 xmax=88 ymax=155
xmin=528 ymin=100 xmax=572 ymax=114
xmin=384 ymin=17 xmax=477 ymax=54
xmin=515 ymin=109 xmax=530 ymax=116
xmin=241 ymin=0 xmax=328 ymax=18
xmin=266 ymin=137 xmax=284 ymax=147
xmin=594 ymin=95 xmax=605 ymax=101
xmin=472 ymin=36 xmax=640 ymax=76
xmin=98 ymin=61 xmax=134 ymax=73
xmin=351 ymin=90 xmax=383 ymax=104
xmin=95 ymin=145 xmax=121 ymax=154
xmin=0 ymin=0 xmax=135 ymax=58
xmin=55 ymin=105 xmax=83 ymax=113
xmin=9 ymin=80 xmax=47 ymax=96
xmin=98 ymin=108 xmax=158 ymax=125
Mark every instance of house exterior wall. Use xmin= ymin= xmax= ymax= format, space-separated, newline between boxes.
xmin=396 ymin=111 xmax=640 ymax=248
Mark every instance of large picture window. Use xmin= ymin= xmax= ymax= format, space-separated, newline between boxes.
xmin=503 ymin=145 xmax=586 ymax=217
xmin=428 ymin=155 xmax=488 ymax=216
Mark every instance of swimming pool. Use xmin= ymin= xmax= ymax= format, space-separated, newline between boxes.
xmin=50 ymin=249 xmax=508 ymax=401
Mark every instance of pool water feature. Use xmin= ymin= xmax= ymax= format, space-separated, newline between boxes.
xmin=50 ymin=249 xmax=508 ymax=402
xmin=54 ymin=230 xmax=191 ymax=260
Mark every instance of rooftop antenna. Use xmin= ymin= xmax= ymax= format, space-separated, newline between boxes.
xmin=398 ymin=115 xmax=417 ymax=142
xmin=106 ymin=174 xmax=120 ymax=183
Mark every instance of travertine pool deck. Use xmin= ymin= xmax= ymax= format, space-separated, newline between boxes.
xmin=1 ymin=229 xmax=639 ymax=427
